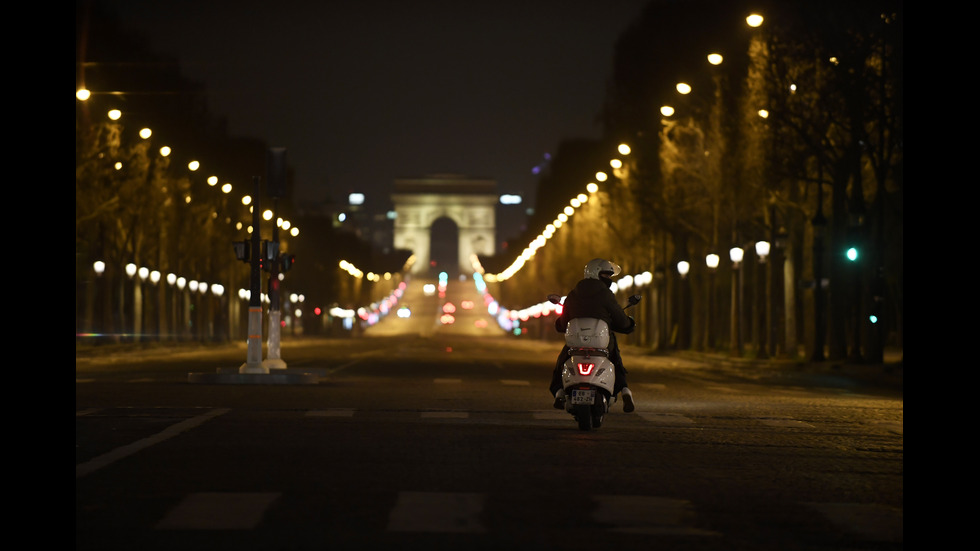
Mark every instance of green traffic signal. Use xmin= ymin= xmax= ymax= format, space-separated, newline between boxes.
xmin=846 ymin=247 xmax=858 ymax=261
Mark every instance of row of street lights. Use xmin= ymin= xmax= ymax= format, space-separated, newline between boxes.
xmin=90 ymin=256 xmax=325 ymax=343
xmin=671 ymin=240 xmax=775 ymax=357
xmin=482 ymin=15 xmax=780 ymax=352
xmin=477 ymin=143 xmax=632 ymax=283
xmin=77 ymin=93 xmax=310 ymax=342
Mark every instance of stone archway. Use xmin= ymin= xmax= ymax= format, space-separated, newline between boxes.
xmin=428 ymin=216 xmax=459 ymax=274
xmin=391 ymin=175 xmax=497 ymax=276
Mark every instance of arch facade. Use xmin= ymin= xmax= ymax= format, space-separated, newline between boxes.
xmin=391 ymin=175 xmax=497 ymax=275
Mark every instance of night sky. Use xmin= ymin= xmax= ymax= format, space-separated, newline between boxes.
xmin=98 ymin=0 xmax=650 ymax=222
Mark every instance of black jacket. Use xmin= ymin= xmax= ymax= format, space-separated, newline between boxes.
xmin=555 ymin=278 xmax=635 ymax=335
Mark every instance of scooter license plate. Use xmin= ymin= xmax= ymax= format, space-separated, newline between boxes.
xmin=570 ymin=388 xmax=596 ymax=405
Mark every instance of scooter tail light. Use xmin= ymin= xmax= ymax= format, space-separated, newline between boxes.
xmin=577 ymin=362 xmax=595 ymax=376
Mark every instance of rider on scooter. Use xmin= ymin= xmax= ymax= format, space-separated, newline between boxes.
xmin=550 ymin=258 xmax=636 ymax=413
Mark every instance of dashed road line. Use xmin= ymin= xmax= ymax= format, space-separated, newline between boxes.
xmin=420 ymin=411 xmax=469 ymax=419
xmin=76 ymin=408 xmax=230 ymax=479
xmin=706 ymin=385 xmax=742 ymax=393
xmin=804 ymin=502 xmax=903 ymax=543
xmin=387 ymin=491 xmax=486 ymax=533
xmin=156 ymin=492 xmax=281 ymax=530
xmin=757 ymin=417 xmax=815 ymax=428
xmin=306 ymin=408 xmax=355 ymax=417
xmin=638 ymin=412 xmax=696 ymax=425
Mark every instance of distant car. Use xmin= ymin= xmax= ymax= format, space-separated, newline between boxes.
xmin=397 ymin=307 xmax=411 ymax=318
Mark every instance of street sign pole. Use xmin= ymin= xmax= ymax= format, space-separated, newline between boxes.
xmin=240 ymin=175 xmax=268 ymax=374
xmin=263 ymin=148 xmax=288 ymax=370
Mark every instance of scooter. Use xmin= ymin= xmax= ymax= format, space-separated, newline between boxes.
xmin=547 ymin=293 xmax=641 ymax=431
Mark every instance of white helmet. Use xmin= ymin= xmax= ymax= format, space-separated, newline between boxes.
xmin=584 ymin=258 xmax=621 ymax=280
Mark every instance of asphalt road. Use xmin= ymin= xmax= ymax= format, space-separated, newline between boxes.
xmin=77 ymin=275 xmax=903 ymax=551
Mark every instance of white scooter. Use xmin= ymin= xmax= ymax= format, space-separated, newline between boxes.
xmin=547 ymin=293 xmax=641 ymax=431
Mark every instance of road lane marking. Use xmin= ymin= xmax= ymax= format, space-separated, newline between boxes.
xmin=306 ymin=409 xmax=355 ymax=417
xmin=75 ymin=408 xmax=230 ymax=479
xmin=500 ymin=379 xmax=530 ymax=386
xmin=324 ymin=358 xmax=363 ymax=376
xmin=156 ymin=492 xmax=280 ymax=530
xmin=868 ymin=420 xmax=903 ymax=435
xmin=804 ymin=502 xmax=903 ymax=543
xmin=638 ymin=412 xmax=695 ymax=425
xmin=593 ymin=495 xmax=721 ymax=536
xmin=706 ymin=386 xmax=741 ymax=393
xmin=420 ymin=411 xmax=469 ymax=419
xmin=757 ymin=417 xmax=815 ymax=428
xmin=387 ymin=491 xmax=486 ymax=533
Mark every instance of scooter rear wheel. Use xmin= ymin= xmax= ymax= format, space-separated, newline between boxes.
xmin=574 ymin=405 xmax=592 ymax=431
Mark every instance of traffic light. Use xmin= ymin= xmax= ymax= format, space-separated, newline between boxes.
xmin=260 ymin=240 xmax=279 ymax=272
xmin=233 ymin=240 xmax=250 ymax=262
xmin=846 ymin=246 xmax=859 ymax=262
xmin=262 ymin=240 xmax=279 ymax=261
xmin=281 ymin=254 xmax=296 ymax=272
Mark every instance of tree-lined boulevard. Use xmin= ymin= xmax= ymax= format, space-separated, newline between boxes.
xmin=77 ymin=3 xmax=902 ymax=547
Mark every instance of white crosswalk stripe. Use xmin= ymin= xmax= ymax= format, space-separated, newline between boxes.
xmin=593 ymin=495 xmax=721 ymax=536
xmin=156 ymin=492 xmax=281 ymax=530
xmin=387 ymin=491 xmax=486 ymax=533
xmin=146 ymin=490 xmax=900 ymax=543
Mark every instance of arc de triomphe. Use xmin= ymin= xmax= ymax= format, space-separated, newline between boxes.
xmin=391 ymin=175 xmax=497 ymax=275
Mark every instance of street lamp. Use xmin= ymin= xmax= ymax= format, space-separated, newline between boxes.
xmin=149 ymin=270 xmax=161 ymax=340
xmin=134 ymin=266 xmax=149 ymax=342
xmin=211 ymin=283 xmax=225 ymax=341
xmin=166 ymin=273 xmax=177 ymax=341
xmin=676 ymin=261 xmax=691 ymax=349
xmin=755 ymin=241 xmax=770 ymax=359
xmin=705 ymin=253 xmax=719 ymax=350
xmin=729 ymin=247 xmax=744 ymax=357
xmin=176 ymin=276 xmax=188 ymax=340
xmin=676 ymin=261 xmax=689 ymax=278
xmin=197 ymin=281 xmax=209 ymax=341
xmin=86 ymin=261 xmax=106 ymax=337
xmin=125 ymin=263 xmax=138 ymax=341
